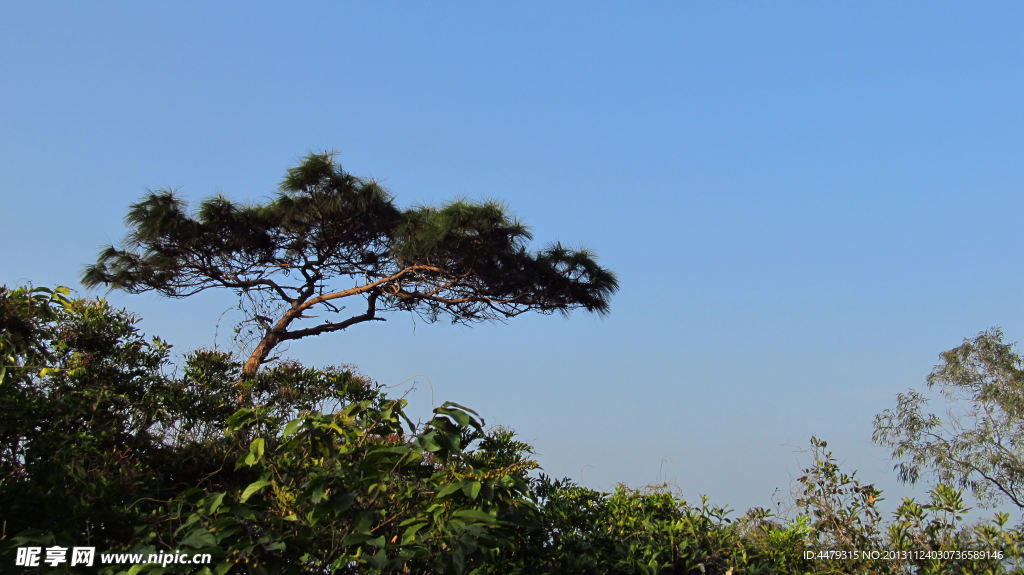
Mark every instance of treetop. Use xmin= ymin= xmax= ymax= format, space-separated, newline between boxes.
xmin=83 ymin=153 xmax=617 ymax=378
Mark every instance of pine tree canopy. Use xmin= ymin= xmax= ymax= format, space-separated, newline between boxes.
xmin=83 ymin=153 xmax=618 ymax=380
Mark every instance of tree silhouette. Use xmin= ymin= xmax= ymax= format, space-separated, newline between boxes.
xmin=84 ymin=153 xmax=617 ymax=388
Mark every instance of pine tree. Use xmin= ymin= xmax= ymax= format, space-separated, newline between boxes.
xmin=84 ymin=153 xmax=617 ymax=388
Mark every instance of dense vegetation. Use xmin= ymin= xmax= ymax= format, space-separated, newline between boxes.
xmin=5 ymin=156 xmax=1024 ymax=573
xmin=3 ymin=285 xmax=1024 ymax=574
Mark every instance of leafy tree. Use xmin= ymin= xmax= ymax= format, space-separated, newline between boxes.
xmin=0 ymin=285 xmax=172 ymax=546
xmin=83 ymin=153 xmax=618 ymax=382
xmin=7 ymin=285 xmax=1024 ymax=574
xmin=0 ymin=285 xmax=543 ymax=573
xmin=794 ymin=437 xmax=883 ymax=565
xmin=0 ymin=285 xmax=382 ymax=554
xmin=874 ymin=328 xmax=1024 ymax=509
xmin=790 ymin=436 xmax=1022 ymax=575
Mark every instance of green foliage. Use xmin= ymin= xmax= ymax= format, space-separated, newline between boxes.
xmin=792 ymin=436 xmax=1023 ymax=574
xmin=519 ymin=439 xmax=1024 ymax=575
xmin=82 ymin=153 xmax=617 ymax=379
xmin=523 ymin=476 xmax=735 ymax=574
xmin=5 ymin=287 xmax=1024 ymax=574
xmin=0 ymin=285 xmax=70 ymax=384
xmin=0 ymin=286 xmax=542 ymax=574
xmin=146 ymin=402 xmax=540 ymax=574
xmin=874 ymin=329 xmax=1024 ymax=509
xmin=796 ymin=437 xmax=884 ymax=553
xmin=1 ymin=285 xmax=173 ymax=546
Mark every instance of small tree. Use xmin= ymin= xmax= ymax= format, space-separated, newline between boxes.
xmin=84 ymin=153 xmax=617 ymax=383
xmin=0 ymin=285 xmax=544 ymax=572
xmin=874 ymin=328 xmax=1024 ymax=509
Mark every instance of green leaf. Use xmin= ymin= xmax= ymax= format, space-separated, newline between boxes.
xmin=181 ymin=527 xmax=218 ymax=548
xmin=342 ymin=533 xmax=373 ymax=546
xmin=225 ymin=408 xmax=254 ymax=432
xmin=436 ymin=483 xmax=462 ymax=499
xmin=355 ymin=512 xmax=373 ymax=535
xmin=332 ymin=491 xmax=357 ymax=513
xmin=243 ymin=437 xmax=266 ymax=466
xmin=434 ymin=405 xmax=472 ymax=427
xmin=464 ymin=481 xmax=482 ymax=500
xmin=418 ymin=431 xmax=441 ymax=452
xmin=204 ymin=492 xmax=226 ymax=514
xmin=401 ymin=522 xmax=428 ymax=544
xmin=451 ymin=509 xmax=496 ymax=524
xmin=241 ymin=478 xmax=273 ymax=503
xmin=367 ymin=445 xmax=412 ymax=456
xmin=439 ymin=401 xmax=481 ymax=420
xmin=264 ymin=541 xmax=286 ymax=552
xmin=281 ymin=418 xmax=303 ymax=438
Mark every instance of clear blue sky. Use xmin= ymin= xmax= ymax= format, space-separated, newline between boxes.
xmin=4 ymin=2 xmax=1024 ymax=516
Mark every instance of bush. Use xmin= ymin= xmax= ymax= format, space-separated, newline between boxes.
xmin=4 ymin=286 xmax=1024 ymax=574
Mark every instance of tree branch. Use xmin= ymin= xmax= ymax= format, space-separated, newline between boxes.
xmin=282 ymin=292 xmax=384 ymax=340
xmin=297 ymin=265 xmax=448 ymax=312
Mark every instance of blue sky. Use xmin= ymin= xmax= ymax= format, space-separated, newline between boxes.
xmin=4 ymin=2 xmax=1024 ymax=516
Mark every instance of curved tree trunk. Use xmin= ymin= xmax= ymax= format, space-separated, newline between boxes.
xmin=242 ymin=332 xmax=280 ymax=379
xmin=235 ymin=290 xmax=381 ymax=403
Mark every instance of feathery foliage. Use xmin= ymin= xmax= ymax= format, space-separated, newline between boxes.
xmin=83 ymin=153 xmax=617 ymax=381
xmin=875 ymin=328 xmax=1024 ymax=509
